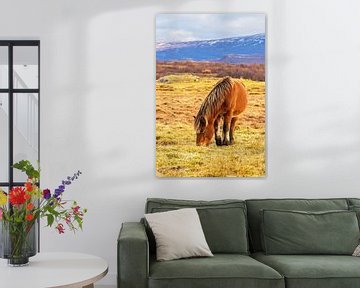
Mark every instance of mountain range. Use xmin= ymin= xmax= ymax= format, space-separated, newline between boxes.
xmin=156 ymin=33 xmax=265 ymax=64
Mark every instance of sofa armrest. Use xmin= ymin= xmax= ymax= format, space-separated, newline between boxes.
xmin=118 ymin=222 xmax=149 ymax=288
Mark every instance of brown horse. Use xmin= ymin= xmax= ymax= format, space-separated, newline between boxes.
xmin=194 ymin=77 xmax=248 ymax=146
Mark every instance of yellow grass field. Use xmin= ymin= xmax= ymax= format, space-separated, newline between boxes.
xmin=156 ymin=74 xmax=265 ymax=177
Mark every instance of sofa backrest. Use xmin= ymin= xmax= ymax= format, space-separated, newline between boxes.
xmin=145 ymin=198 xmax=249 ymax=255
xmin=245 ymin=198 xmax=349 ymax=252
xmin=348 ymin=198 xmax=360 ymax=207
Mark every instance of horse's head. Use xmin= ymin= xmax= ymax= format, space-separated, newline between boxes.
xmin=194 ymin=115 xmax=214 ymax=146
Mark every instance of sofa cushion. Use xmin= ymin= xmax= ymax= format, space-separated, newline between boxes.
xmin=146 ymin=198 xmax=249 ymax=254
xmin=149 ymin=254 xmax=284 ymax=288
xmin=261 ymin=209 xmax=359 ymax=255
xmin=145 ymin=208 xmax=213 ymax=261
xmin=252 ymin=252 xmax=360 ymax=288
xmin=246 ymin=198 xmax=349 ymax=252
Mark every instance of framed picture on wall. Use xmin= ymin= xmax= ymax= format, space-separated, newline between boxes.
xmin=156 ymin=13 xmax=266 ymax=177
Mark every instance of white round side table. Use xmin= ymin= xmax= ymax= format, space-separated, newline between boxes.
xmin=0 ymin=252 xmax=108 ymax=288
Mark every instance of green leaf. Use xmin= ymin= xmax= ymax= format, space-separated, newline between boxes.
xmin=75 ymin=216 xmax=83 ymax=230
xmin=12 ymin=160 xmax=29 ymax=170
xmin=47 ymin=214 xmax=54 ymax=227
xmin=12 ymin=160 xmax=40 ymax=180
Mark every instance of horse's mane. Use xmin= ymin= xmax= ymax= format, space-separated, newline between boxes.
xmin=194 ymin=76 xmax=233 ymax=131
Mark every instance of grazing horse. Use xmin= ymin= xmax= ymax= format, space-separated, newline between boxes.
xmin=194 ymin=77 xmax=248 ymax=146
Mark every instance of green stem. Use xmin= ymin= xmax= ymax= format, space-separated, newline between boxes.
xmin=8 ymin=221 xmax=31 ymax=259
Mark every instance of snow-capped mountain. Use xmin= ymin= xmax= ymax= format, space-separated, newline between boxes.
xmin=156 ymin=33 xmax=265 ymax=64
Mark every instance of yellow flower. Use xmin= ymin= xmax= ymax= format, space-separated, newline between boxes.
xmin=0 ymin=189 xmax=7 ymax=206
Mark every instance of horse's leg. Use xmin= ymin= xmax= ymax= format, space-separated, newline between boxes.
xmin=229 ymin=117 xmax=238 ymax=145
xmin=214 ymin=115 xmax=222 ymax=146
xmin=222 ymin=114 xmax=232 ymax=146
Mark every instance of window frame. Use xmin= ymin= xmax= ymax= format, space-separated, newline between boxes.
xmin=0 ymin=40 xmax=40 ymax=252
xmin=0 ymin=40 xmax=40 ymax=189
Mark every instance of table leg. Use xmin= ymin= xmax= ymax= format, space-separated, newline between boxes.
xmin=82 ymin=284 xmax=94 ymax=288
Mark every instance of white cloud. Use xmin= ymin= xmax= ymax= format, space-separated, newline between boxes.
xmin=166 ymin=30 xmax=196 ymax=42
xmin=156 ymin=13 xmax=265 ymax=43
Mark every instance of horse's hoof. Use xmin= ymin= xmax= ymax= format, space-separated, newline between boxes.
xmin=223 ymin=140 xmax=230 ymax=146
xmin=216 ymin=138 xmax=222 ymax=146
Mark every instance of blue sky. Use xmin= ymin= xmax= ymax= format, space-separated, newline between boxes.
xmin=156 ymin=13 xmax=265 ymax=43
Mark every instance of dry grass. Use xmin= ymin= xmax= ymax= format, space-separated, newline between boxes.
xmin=156 ymin=74 xmax=265 ymax=177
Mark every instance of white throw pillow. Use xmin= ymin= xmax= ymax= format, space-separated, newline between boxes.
xmin=353 ymin=244 xmax=360 ymax=256
xmin=145 ymin=208 xmax=213 ymax=261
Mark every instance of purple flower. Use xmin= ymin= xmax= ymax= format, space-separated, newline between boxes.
xmin=54 ymin=170 xmax=82 ymax=199
xmin=43 ymin=189 xmax=51 ymax=200
xmin=54 ymin=189 xmax=63 ymax=199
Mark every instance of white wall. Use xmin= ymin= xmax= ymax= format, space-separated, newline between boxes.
xmin=1 ymin=0 xmax=360 ymax=285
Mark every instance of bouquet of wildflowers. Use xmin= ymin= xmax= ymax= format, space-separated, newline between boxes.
xmin=0 ymin=160 xmax=87 ymax=265
xmin=0 ymin=160 xmax=87 ymax=235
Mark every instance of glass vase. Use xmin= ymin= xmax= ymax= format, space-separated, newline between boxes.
xmin=0 ymin=220 xmax=37 ymax=266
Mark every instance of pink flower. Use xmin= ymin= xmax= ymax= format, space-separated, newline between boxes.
xmin=72 ymin=205 xmax=80 ymax=215
xmin=65 ymin=214 xmax=71 ymax=225
xmin=56 ymin=223 xmax=65 ymax=234
xmin=0 ymin=208 xmax=3 ymax=220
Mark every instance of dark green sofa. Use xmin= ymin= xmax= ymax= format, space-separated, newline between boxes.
xmin=118 ymin=198 xmax=360 ymax=288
